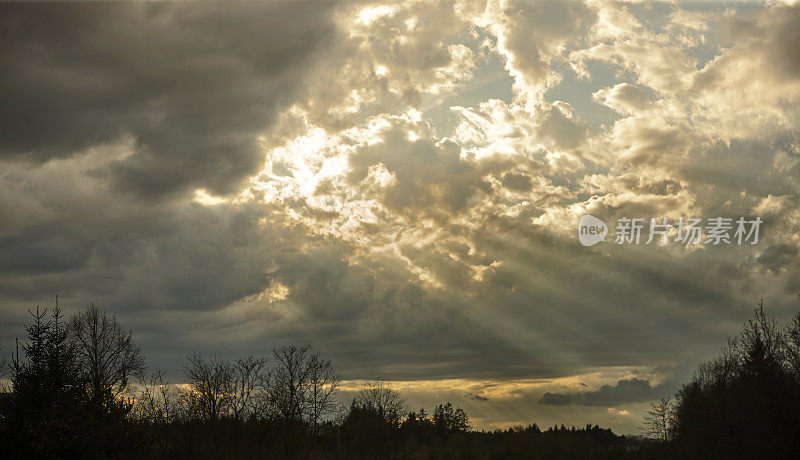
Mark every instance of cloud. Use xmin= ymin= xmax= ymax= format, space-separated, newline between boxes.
xmin=567 ymin=2 xmax=700 ymax=93
xmin=688 ymin=3 xmax=800 ymax=139
xmin=479 ymin=0 xmax=596 ymax=97
xmin=538 ymin=378 xmax=663 ymax=406
xmin=592 ymin=83 xmax=653 ymax=115
xmin=345 ymin=1 xmax=477 ymax=104
xmin=757 ymin=244 xmax=799 ymax=274
xmin=0 ymin=150 xmax=296 ymax=312
xmin=0 ymin=2 xmax=338 ymax=198
xmin=610 ymin=116 xmax=694 ymax=167
xmin=467 ymin=392 xmax=490 ymax=402
xmin=753 ymin=194 xmax=794 ymax=217
xmin=537 ymin=101 xmax=588 ymax=150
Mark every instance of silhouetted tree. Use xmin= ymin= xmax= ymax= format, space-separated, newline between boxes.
xmin=641 ymin=396 xmax=675 ymax=443
xmin=232 ymin=355 xmax=269 ymax=422
xmin=784 ymin=309 xmax=800 ymax=382
xmin=265 ymin=344 xmax=338 ymax=456
xmin=181 ymin=353 xmax=235 ymax=422
xmin=432 ymin=402 xmax=470 ymax=437
xmin=342 ymin=398 xmax=398 ymax=458
xmin=305 ymin=352 xmax=339 ymax=445
xmin=5 ymin=306 xmax=85 ymax=457
xmin=401 ymin=407 xmax=434 ymax=441
xmin=133 ymin=368 xmax=177 ymax=455
xmin=671 ymin=300 xmax=800 ymax=458
xmin=69 ymin=304 xmax=145 ymax=411
xmin=134 ymin=368 xmax=176 ymax=424
xmin=0 ymin=341 xmax=7 ymax=390
xmin=354 ymin=379 xmax=406 ymax=427
xmin=266 ymin=344 xmax=314 ymax=425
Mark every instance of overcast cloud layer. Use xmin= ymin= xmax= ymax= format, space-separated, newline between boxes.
xmin=2 ymin=0 xmax=800 ymax=433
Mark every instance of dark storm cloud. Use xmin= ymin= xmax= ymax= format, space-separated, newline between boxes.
xmin=0 ymin=191 xmax=290 ymax=313
xmin=0 ymin=0 xmax=348 ymax=367
xmin=757 ymin=244 xmax=799 ymax=274
xmin=0 ymin=225 xmax=91 ymax=274
xmin=538 ymin=378 xmax=662 ymax=406
xmin=0 ymin=1 xmax=336 ymax=197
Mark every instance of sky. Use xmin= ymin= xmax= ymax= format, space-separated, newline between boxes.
xmin=1 ymin=0 xmax=800 ymax=434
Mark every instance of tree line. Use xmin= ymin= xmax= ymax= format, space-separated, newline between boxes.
xmin=640 ymin=298 xmax=800 ymax=459
xmin=1 ymin=301 xmax=639 ymax=458
xmin=25 ymin=299 xmax=798 ymax=457
xmin=0 ymin=302 xmax=456 ymax=457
